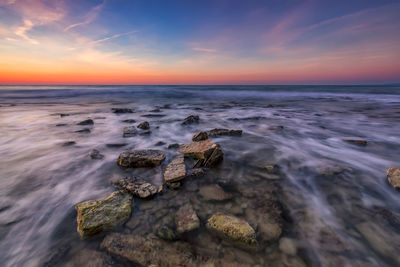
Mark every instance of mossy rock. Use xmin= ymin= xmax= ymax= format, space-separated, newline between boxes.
xmin=75 ymin=191 xmax=133 ymax=238
xmin=206 ymin=213 xmax=258 ymax=250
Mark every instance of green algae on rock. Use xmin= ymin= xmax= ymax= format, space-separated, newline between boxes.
xmin=75 ymin=191 xmax=132 ymax=238
xmin=206 ymin=213 xmax=258 ymax=250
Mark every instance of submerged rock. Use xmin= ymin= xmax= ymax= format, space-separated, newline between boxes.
xmin=77 ymin=119 xmax=94 ymax=125
xmin=199 ymin=184 xmax=232 ymax=201
xmin=175 ymin=204 xmax=200 ymax=234
xmin=75 ymin=128 xmax=91 ymax=133
xmin=105 ymin=143 xmax=127 ymax=148
xmin=168 ymin=143 xmax=179 ymax=149
xmin=112 ymin=108 xmax=133 ymax=113
xmin=192 ymin=131 xmax=208 ymax=141
xmin=112 ymin=177 xmax=162 ymax=198
xmin=137 ymin=121 xmax=150 ymax=129
xmin=117 ymin=149 xmax=166 ymax=168
xmin=209 ymin=128 xmax=242 ymax=137
xmin=182 ymin=115 xmax=199 ymax=125
xmin=138 ymin=130 xmax=151 ymax=135
xmin=343 ymin=139 xmax=367 ymax=146
xmin=157 ymin=225 xmax=179 ymax=241
xmin=206 ymin=213 xmax=258 ymax=250
xmin=387 ymin=166 xmax=400 ymax=190
xmin=178 ymin=139 xmax=223 ymax=167
xmin=62 ymin=141 xmax=76 ymax=146
xmin=164 ymin=155 xmax=186 ymax=185
xmin=121 ymin=119 xmax=136 ymax=123
xmin=155 ymin=141 xmax=166 ymax=146
xmin=187 ymin=168 xmax=205 ymax=177
xmin=89 ymin=149 xmax=104 ymax=159
xmin=75 ymin=191 xmax=132 ymax=238
xmin=101 ymin=233 xmax=196 ymax=266
xmin=122 ymin=126 xmax=137 ymax=137
xmin=56 ymin=123 xmax=67 ymax=127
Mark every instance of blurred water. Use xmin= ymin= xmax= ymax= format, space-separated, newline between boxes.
xmin=0 ymin=85 xmax=400 ymax=266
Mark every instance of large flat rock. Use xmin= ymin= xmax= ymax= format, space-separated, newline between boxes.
xmin=164 ymin=155 xmax=186 ymax=184
xmin=178 ymin=139 xmax=223 ymax=167
xmin=118 ymin=149 xmax=166 ymax=168
xmin=75 ymin=191 xmax=132 ymax=238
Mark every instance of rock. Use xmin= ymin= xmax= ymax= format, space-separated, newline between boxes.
xmin=157 ymin=225 xmax=179 ymax=241
xmin=112 ymin=108 xmax=133 ymax=113
xmin=75 ymin=128 xmax=91 ymax=133
xmin=105 ymin=143 xmax=127 ymax=148
xmin=168 ymin=143 xmax=179 ymax=149
xmin=122 ymin=126 xmax=137 ymax=137
xmin=77 ymin=119 xmax=94 ymax=125
xmin=192 ymin=131 xmax=208 ymax=141
xmin=209 ymin=128 xmax=242 ymax=137
xmin=62 ymin=141 xmax=76 ymax=146
xmin=75 ymin=191 xmax=132 ymax=238
xmin=168 ymin=182 xmax=181 ymax=189
xmin=178 ymin=139 xmax=223 ymax=167
xmin=56 ymin=123 xmax=67 ymax=127
xmin=387 ymin=166 xmax=400 ymax=190
xmin=139 ymin=130 xmax=151 ymax=135
xmin=101 ymin=233 xmax=196 ymax=266
xmin=343 ymin=139 xmax=367 ymax=146
xmin=137 ymin=121 xmax=150 ymax=129
xmin=142 ymin=114 xmax=166 ymax=118
xmin=245 ymin=207 xmax=282 ymax=242
xmin=155 ymin=141 xmax=166 ymax=146
xmin=315 ymin=164 xmax=352 ymax=176
xmin=89 ymin=149 xmax=104 ymax=159
xmin=59 ymin=113 xmax=70 ymax=117
xmin=112 ymin=177 xmax=162 ymax=198
xmin=64 ymin=249 xmax=114 ymax=267
xmin=117 ymin=149 xmax=166 ymax=168
xmin=164 ymin=155 xmax=186 ymax=185
xmin=279 ymin=237 xmax=298 ymax=256
xmin=206 ymin=213 xmax=258 ymax=250
xmin=175 ymin=204 xmax=200 ymax=234
xmin=187 ymin=168 xmax=205 ymax=177
xmin=268 ymin=125 xmax=284 ymax=130
xmin=121 ymin=119 xmax=136 ymax=123
xmin=199 ymin=184 xmax=232 ymax=201
xmin=182 ymin=115 xmax=199 ymax=125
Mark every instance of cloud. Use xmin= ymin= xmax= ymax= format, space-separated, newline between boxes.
xmin=64 ymin=1 xmax=105 ymax=32
xmin=14 ymin=19 xmax=38 ymax=44
xmin=192 ymin=47 xmax=217 ymax=53
xmin=89 ymin=30 xmax=137 ymax=46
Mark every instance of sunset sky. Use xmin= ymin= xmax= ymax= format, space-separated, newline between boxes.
xmin=0 ymin=0 xmax=399 ymax=85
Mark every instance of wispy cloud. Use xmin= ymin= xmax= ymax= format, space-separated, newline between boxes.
xmin=89 ymin=30 xmax=137 ymax=46
xmin=14 ymin=19 xmax=38 ymax=44
xmin=192 ymin=47 xmax=217 ymax=53
xmin=64 ymin=1 xmax=105 ymax=32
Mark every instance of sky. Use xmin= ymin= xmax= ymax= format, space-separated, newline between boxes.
xmin=0 ymin=0 xmax=399 ymax=85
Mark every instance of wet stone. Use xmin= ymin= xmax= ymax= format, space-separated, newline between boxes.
xmin=112 ymin=176 xmax=161 ymax=198
xmin=192 ymin=131 xmax=208 ymax=141
xmin=387 ymin=166 xmax=400 ymax=190
xmin=178 ymin=139 xmax=223 ymax=167
xmin=62 ymin=141 xmax=76 ymax=146
xmin=137 ymin=121 xmax=150 ymax=129
xmin=89 ymin=149 xmax=104 ymax=159
xmin=199 ymin=184 xmax=232 ymax=201
xmin=77 ymin=119 xmax=94 ymax=125
xmin=187 ymin=168 xmax=205 ymax=177
xmin=122 ymin=126 xmax=137 ymax=137
xmin=121 ymin=119 xmax=136 ymax=123
xmin=101 ymin=233 xmax=197 ymax=266
xmin=75 ymin=191 xmax=132 ymax=238
xmin=168 ymin=143 xmax=179 ymax=149
xmin=209 ymin=128 xmax=242 ymax=137
xmin=182 ymin=115 xmax=199 ymax=125
xmin=206 ymin=213 xmax=258 ymax=250
xmin=112 ymin=108 xmax=133 ymax=113
xmin=157 ymin=225 xmax=179 ymax=241
xmin=106 ymin=143 xmax=127 ymax=148
xmin=76 ymin=128 xmax=91 ymax=133
xmin=343 ymin=139 xmax=367 ymax=146
xmin=138 ymin=130 xmax=151 ymax=135
xmin=164 ymin=155 xmax=186 ymax=184
xmin=56 ymin=123 xmax=67 ymax=127
xmin=175 ymin=204 xmax=200 ymax=234
xmin=117 ymin=149 xmax=166 ymax=168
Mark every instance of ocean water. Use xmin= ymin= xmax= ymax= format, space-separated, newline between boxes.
xmin=0 ymin=85 xmax=400 ymax=266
